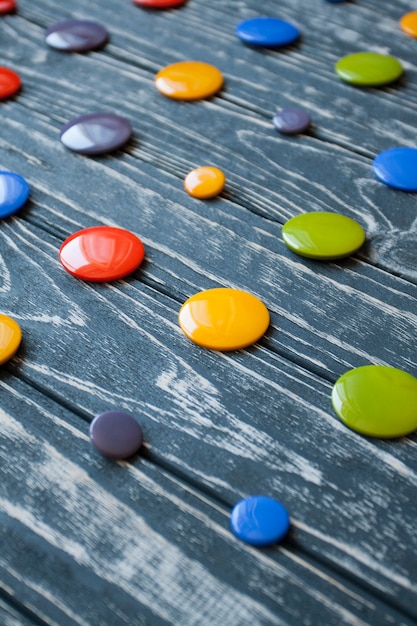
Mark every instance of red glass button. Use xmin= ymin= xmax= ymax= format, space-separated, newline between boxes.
xmin=132 ymin=0 xmax=187 ymax=7
xmin=0 ymin=67 xmax=20 ymax=99
xmin=0 ymin=0 xmax=16 ymax=14
xmin=59 ymin=226 xmax=145 ymax=282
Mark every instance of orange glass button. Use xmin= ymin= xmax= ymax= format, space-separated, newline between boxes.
xmin=155 ymin=61 xmax=223 ymax=100
xmin=400 ymin=12 xmax=417 ymax=38
xmin=178 ymin=288 xmax=270 ymax=351
xmin=184 ymin=166 xmax=225 ymax=199
xmin=0 ymin=314 xmax=21 ymax=364
xmin=0 ymin=67 xmax=20 ymax=99
xmin=59 ymin=226 xmax=145 ymax=282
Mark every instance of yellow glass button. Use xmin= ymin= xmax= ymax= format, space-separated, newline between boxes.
xmin=0 ymin=314 xmax=21 ymax=364
xmin=400 ymin=12 xmax=417 ymax=38
xmin=178 ymin=288 xmax=270 ymax=351
xmin=155 ymin=61 xmax=223 ymax=100
xmin=184 ymin=166 xmax=226 ymax=199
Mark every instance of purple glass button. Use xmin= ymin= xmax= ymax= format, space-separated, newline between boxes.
xmin=59 ymin=112 xmax=132 ymax=155
xmin=45 ymin=20 xmax=108 ymax=52
xmin=89 ymin=410 xmax=144 ymax=459
xmin=272 ymin=108 xmax=311 ymax=135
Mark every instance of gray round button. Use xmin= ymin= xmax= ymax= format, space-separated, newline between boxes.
xmin=89 ymin=410 xmax=144 ymax=459
xmin=272 ymin=108 xmax=311 ymax=135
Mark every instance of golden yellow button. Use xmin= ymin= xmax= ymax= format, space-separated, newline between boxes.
xmin=178 ymin=288 xmax=270 ymax=351
xmin=155 ymin=61 xmax=223 ymax=100
xmin=400 ymin=11 xmax=417 ymax=37
xmin=0 ymin=314 xmax=21 ymax=364
xmin=184 ymin=166 xmax=225 ymax=199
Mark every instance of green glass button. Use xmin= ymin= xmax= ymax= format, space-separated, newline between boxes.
xmin=335 ymin=52 xmax=403 ymax=86
xmin=332 ymin=365 xmax=417 ymax=439
xmin=282 ymin=212 xmax=365 ymax=260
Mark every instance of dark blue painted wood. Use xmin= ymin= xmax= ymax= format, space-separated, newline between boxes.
xmin=0 ymin=0 xmax=416 ymax=624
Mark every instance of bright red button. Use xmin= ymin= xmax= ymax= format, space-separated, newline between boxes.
xmin=132 ymin=0 xmax=187 ymax=7
xmin=59 ymin=226 xmax=145 ymax=282
xmin=0 ymin=67 xmax=20 ymax=99
xmin=0 ymin=0 xmax=16 ymax=15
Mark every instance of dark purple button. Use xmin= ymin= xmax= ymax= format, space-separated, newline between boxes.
xmin=59 ymin=112 xmax=132 ymax=155
xmin=272 ymin=108 xmax=311 ymax=135
xmin=45 ymin=20 xmax=108 ymax=52
xmin=89 ymin=410 xmax=144 ymax=459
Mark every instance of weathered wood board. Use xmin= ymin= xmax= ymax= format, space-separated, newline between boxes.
xmin=0 ymin=0 xmax=416 ymax=624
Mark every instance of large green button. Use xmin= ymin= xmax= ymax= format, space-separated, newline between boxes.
xmin=282 ymin=212 xmax=365 ymax=260
xmin=335 ymin=52 xmax=403 ymax=86
xmin=332 ymin=365 xmax=417 ymax=439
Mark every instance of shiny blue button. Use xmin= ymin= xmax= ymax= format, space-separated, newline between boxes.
xmin=373 ymin=147 xmax=417 ymax=191
xmin=0 ymin=171 xmax=30 ymax=219
xmin=236 ymin=17 xmax=299 ymax=48
xmin=230 ymin=495 xmax=290 ymax=546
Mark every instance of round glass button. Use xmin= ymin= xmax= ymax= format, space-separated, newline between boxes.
xmin=184 ymin=166 xmax=225 ymax=199
xmin=236 ymin=17 xmax=299 ymax=48
xmin=230 ymin=496 xmax=290 ymax=546
xmin=0 ymin=66 xmax=20 ymax=99
xmin=155 ymin=61 xmax=223 ymax=100
xmin=59 ymin=226 xmax=145 ymax=282
xmin=400 ymin=11 xmax=417 ymax=38
xmin=45 ymin=19 xmax=108 ymax=52
xmin=90 ymin=410 xmax=143 ymax=459
xmin=0 ymin=171 xmax=30 ymax=219
xmin=332 ymin=365 xmax=417 ymax=438
xmin=282 ymin=212 xmax=365 ymax=260
xmin=0 ymin=0 xmax=16 ymax=15
xmin=179 ymin=288 xmax=270 ymax=351
xmin=0 ymin=314 xmax=21 ymax=365
xmin=273 ymin=108 xmax=311 ymax=135
xmin=335 ymin=52 xmax=403 ymax=86
xmin=373 ymin=147 xmax=417 ymax=192
xmin=132 ymin=0 xmax=187 ymax=6
xmin=60 ymin=113 xmax=132 ymax=155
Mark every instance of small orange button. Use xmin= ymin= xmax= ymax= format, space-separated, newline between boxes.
xmin=184 ymin=166 xmax=225 ymax=199
xmin=400 ymin=11 xmax=417 ymax=37
xmin=155 ymin=61 xmax=223 ymax=100
xmin=0 ymin=314 xmax=21 ymax=364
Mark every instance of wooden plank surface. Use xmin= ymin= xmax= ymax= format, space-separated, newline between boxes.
xmin=1 ymin=375 xmax=415 ymax=626
xmin=1 ymin=0 xmax=416 ymax=624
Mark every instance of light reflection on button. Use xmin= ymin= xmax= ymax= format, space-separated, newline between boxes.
xmin=59 ymin=226 xmax=145 ymax=282
xmin=178 ymin=288 xmax=270 ymax=351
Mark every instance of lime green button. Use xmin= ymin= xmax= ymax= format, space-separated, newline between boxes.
xmin=335 ymin=52 xmax=403 ymax=86
xmin=332 ymin=365 xmax=417 ymax=439
xmin=282 ymin=212 xmax=365 ymax=260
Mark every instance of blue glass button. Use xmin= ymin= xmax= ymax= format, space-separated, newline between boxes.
xmin=89 ymin=410 xmax=143 ymax=459
xmin=236 ymin=17 xmax=299 ymax=48
xmin=60 ymin=113 xmax=132 ymax=155
xmin=0 ymin=171 xmax=29 ymax=219
xmin=373 ymin=147 xmax=417 ymax=191
xmin=230 ymin=495 xmax=290 ymax=546
xmin=45 ymin=20 xmax=108 ymax=52
xmin=273 ymin=108 xmax=311 ymax=135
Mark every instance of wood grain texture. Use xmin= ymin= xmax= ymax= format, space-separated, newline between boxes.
xmin=2 ymin=375 xmax=416 ymax=626
xmin=0 ymin=0 xmax=416 ymax=624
